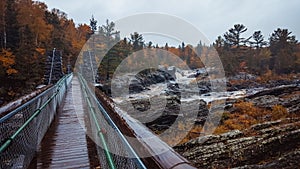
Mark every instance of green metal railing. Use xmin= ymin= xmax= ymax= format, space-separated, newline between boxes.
xmin=0 ymin=74 xmax=73 ymax=169
xmin=77 ymin=74 xmax=147 ymax=169
xmin=79 ymin=76 xmax=116 ymax=169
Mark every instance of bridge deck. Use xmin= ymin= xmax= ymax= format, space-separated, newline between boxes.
xmin=29 ymin=78 xmax=94 ymax=169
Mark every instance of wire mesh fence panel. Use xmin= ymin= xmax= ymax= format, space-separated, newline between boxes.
xmin=0 ymin=74 xmax=72 ymax=169
xmin=94 ymin=106 xmax=140 ymax=169
xmin=79 ymin=74 xmax=146 ymax=169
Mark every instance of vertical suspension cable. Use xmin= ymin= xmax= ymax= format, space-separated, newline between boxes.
xmin=48 ymin=48 xmax=56 ymax=85
xmin=88 ymin=50 xmax=96 ymax=83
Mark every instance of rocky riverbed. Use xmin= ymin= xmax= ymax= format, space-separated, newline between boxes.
xmin=111 ymin=67 xmax=299 ymax=128
xmin=108 ymin=67 xmax=300 ymax=168
xmin=170 ymin=79 xmax=300 ymax=168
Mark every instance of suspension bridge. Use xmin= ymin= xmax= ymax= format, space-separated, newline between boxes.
xmin=0 ymin=51 xmax=196 ymax=169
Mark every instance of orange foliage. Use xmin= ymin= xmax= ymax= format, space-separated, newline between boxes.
xmin=214 ymin=101 xmax=290 ymax=134
xmin=35 ymin=48 xmax=46 ymax=55
xmin=152 ymin=98 xmax=292 ymax=145
xmin=0 ymin=49 xmax=18 ymax=75
xmin=271 ymin=105 xmax=288 ymax=120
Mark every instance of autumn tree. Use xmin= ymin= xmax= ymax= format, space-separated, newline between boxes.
xmin=0 ymin=49 xmax=17 ymax=75
xmin=17 ymin=1 xmax=52 ymax=47
xmin=0 ymin=0 xmax=94 ymax=105
xmin=0 ymin=49 xmax=18 ymax=102
xmin=45 ymin=9 xmax=67 ymax=49
xmin=77 ymin=24 xmax=92 ymax=41
xmin=11 ymin=1 xmax=49 ymax=89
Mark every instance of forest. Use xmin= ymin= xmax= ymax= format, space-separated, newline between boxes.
xmin=0 ymin=0 xmax=300 ymax=105
xmin=0 ymin=0 xmax=91 ymax=104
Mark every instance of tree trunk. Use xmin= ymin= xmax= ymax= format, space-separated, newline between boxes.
xmin=35 ymin=33 xmax=38 ymax=46
xmin=2 ymin=6 xmax=6 ymax=49
xmin=3 ymin=26 xmax=6 ymax=49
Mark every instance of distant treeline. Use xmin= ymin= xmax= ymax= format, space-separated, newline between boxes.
xmin=93 ymin=23 xmax=300 ymax=80
xmin=214 ymin=24 xmax=299 ymax=75
xmin=0 ymin=0 xmax=299 ymax=105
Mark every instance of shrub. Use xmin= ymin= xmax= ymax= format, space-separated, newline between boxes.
xmin=271 ymin=104 xmax=288 ymax=120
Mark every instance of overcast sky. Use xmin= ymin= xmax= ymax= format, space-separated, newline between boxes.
xmin=42 ymin=0 xmax=300 ymax=45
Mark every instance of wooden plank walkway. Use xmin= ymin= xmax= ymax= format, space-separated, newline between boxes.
xmin=29 ymin=78 xmax=96 ymax=169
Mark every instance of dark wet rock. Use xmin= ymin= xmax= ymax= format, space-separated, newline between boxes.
xmin=136 ymin=69 xmax=175 ymax=86
xmin=285 ymin=94 xmax=300 ymax=113
xmin=187 ymin=68 xmax=208 ymax=78
xmin=249 ymin=119 xmax=282 ymax=131
xmin=197 ymin=81 xmax=211 ymax=94
xmin=120 ymin=96 xmax=209 ymax=132
xmin=126 ymin=69 xmax=176 ymax=94
xmin=158 ymin=66 xmax=177 ymax=79
xmin=134 ymin=68 xmax=212 ymax=96
xmin=165 ymin=81 xmax=180 ymax=96
xmin=228 ymin=79 xmax=299 ymax=91
xmin=249 ymin=95 xmax=281 ymax=109
xmin=129 ymin=79 xmax=145 ymax=93
xmin=246 ymin=85 xmax=300 ymax=113
xmin=0 ymin=98 xmax=3 ymax=106
xmin=97 ymin=83 xmax=111 ymax=96
xmin=228 ymin=81 xmax=260 ymax=91
xmin=247 ymin=85 xmax=300 ymax=98
xmin=199 ymin=87 xmax=210 ymax=95
xmin=167 ymin=81 xmax=179 ymax=90
xmin=195 ymin=100 xmax=209 ymax=125
xmin=233 ymin=149 xmax=300 ymax=169
xmin=174 ymin=118 xmax=300 ymax=169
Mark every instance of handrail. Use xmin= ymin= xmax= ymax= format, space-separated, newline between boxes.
xmin=0 ymin=73 xmax=72 ymax=153
xmin=0 ymin=86 xmax=53 ymax=123
xmin=0 ymin=74 xmax=69 ymax=123
xmin=79 ymin=76 xmax=116 ymax=169
xmin=77 ymin=74 xmax=147 ymax=169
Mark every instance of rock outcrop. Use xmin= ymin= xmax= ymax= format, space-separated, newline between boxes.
xmin=117 ymin=96 xmax=209 ymax=131
xmin=246 ymin=85 xmax=300 ymax=113
xmin=228 ymin=78 xmax=300 ymax=91
xmin=174 ymin=118 xmax=300 ymax=169
xmin=130 ymin=69 xmax=175 ymax=94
